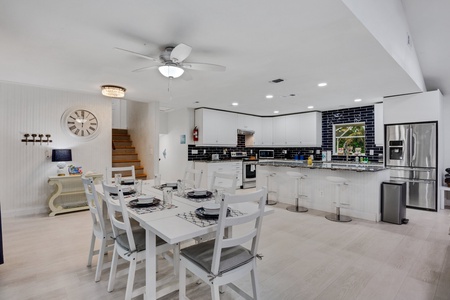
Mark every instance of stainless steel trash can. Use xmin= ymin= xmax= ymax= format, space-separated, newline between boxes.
xmin=381 ymin=181 xmax=407 ymax=224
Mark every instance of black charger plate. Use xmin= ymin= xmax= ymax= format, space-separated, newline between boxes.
xmin=129 ymin=198 xmax=160 ymax=207
xmin=195 ymin=207 xmax=230 ymax=219
xmin=187 ymin=191 xmax=213 ymax=198
xmin=160 ymin=183 xmax=178 ymax=190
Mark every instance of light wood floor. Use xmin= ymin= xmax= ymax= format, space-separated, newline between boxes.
xmin=1 ymin=201 xmax=449 ymax=300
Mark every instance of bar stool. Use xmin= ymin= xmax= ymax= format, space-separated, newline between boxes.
xmin=259 ymin=170 xmax=278 ymax=205
xmin=286 ymin=171 xmax=308 ymax=213
xmin=325 ymin=176 xmax=352 ymax=222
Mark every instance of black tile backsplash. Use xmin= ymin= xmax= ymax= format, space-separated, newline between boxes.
xmin=188 ymin=105 xmax=383 ymax=163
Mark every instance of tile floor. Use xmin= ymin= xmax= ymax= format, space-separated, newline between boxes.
xmin=1 ymin=199 xmax=449 ymax=300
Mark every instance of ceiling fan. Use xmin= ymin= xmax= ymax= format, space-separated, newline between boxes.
xmin=115 ymin=43 xmax=226 ymax=79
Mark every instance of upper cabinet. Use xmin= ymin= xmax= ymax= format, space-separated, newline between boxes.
xmin=374 ymin=103 xmax=384 ymax=146
xmin=194 ymin=108 xmax=322 ymax=147
xmin=195 ymin=109 xmax=238 ymax=146
xmin=268 ymin=112 xmax=322 ymax=147
xmin=254 ymin=118 xmax=273 ymax=146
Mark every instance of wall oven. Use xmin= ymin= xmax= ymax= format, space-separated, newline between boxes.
xmin=242 ymin=159 xmax=257 ymax=189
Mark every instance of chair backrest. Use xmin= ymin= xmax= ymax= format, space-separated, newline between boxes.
xmin=82 ymin=176 xmax=108 ymax=235
xmin=183 ymin=168 xmax=203 ymax=189
xmin=102 ymin=181 xmax=136 ymax=252
xmin=106 ymin=166 xmax=136 ymax=184
xmin=211 ymin=187 xmax=267 ymax=275
xmin=209 ymin=172 xmax=237 ymax=194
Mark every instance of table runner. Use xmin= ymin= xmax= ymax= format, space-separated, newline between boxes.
xmin=177 ymin=208 xmax=244 ymax=227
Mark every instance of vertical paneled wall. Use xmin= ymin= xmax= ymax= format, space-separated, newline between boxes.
xmin=0 ymin=82 xmax=112 ymax=216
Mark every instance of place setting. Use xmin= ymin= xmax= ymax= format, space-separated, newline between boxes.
xmin=177 ymin=202 xmax=244 ymax=227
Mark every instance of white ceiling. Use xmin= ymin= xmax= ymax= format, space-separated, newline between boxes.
xmin=0 ymin=0 xmax=445 ymax=116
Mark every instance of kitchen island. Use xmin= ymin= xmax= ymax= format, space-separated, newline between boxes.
xmin=256 ymin=160 xmax=390 ymax=222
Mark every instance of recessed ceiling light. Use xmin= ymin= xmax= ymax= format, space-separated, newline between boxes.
xmin=266 ymin=95 xmax=274 ymax=99
xmin=354 ymin=98 xmax=362 ymax=102
xmin=232 ymin=102 xmax=239 ymax=106
xmin=307 ymin=106 xmax=314 ymax=109
xmin=273 ymin=110 xmax=279 ymax=114
xmin=318 ymin=82 xmax=327 ymax=87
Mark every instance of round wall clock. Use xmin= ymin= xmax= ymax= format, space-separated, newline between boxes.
xmin=61 ymin=107 xmax=100 ymax=140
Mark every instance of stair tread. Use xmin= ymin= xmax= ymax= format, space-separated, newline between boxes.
xmin=112 ymin=159 xmax=141 ymax=163
xmin=112 ymin=153 xmax=138 ymax=156
xmin=113 ymin=146 xmax=135 ymax=149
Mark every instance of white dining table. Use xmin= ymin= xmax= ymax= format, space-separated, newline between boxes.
xmin=96 ymin=179 xmax=274 ymax=300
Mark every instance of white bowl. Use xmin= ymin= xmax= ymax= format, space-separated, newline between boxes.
xmin=137 ymin=195 xmax=154 ymax=204
xmin=203 ymin=203 xmax=220 ymax=214
xmin=193 ymin=189 xmax=208 ymax=196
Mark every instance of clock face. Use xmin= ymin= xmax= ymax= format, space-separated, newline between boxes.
xmin=61 ymin=108 xmax=100 ymax=140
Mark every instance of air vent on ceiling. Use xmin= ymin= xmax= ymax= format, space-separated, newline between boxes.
xmin=270 ymin=78 xmax=284 ymax=83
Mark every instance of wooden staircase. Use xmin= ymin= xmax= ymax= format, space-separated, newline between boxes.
xmin=112 ymin=129 xmax=147 ymax=180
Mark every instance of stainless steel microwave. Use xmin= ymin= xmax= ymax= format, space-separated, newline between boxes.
xmin=259 ymin=150 xmax=274 ymax=159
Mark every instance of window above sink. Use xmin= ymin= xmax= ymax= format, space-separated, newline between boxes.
xmin=333 ymin=122 xmax=366 ymax=156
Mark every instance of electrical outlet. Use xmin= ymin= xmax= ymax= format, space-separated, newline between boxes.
xmin=203 ymin=149 xmax=206 ymax=154
xmin=369 ymin=150 xmax=374 ymax=155
xmin=192 ymin=149 xmax=198 ymax=155
xmin=316 ymin=150 xmax=320 ymax=154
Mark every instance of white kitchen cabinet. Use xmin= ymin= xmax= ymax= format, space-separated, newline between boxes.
xmin=194 ymin=161 xmax=242 ymax=190
xmin=272 ymin=116 xmax=286 ymax=145
xmin=254 ymin=118 xmax=273 ymax=146
xmin=195 ymin=109 xmax=238 ymax=146
xmin=269 ymin=112 xmax=322 ymax=147
xmin=299 ymin=111 xmax=322 ymax=147
xmin=374 ymin=103 xmax=384 ymax=146
xmin=237 ymin=114 xmax=261 ymax=132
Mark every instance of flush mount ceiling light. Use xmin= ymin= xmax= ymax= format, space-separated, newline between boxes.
xmin=307 ymin=106 xmax=314 ymax=109
xmin=318 ymin=82 xmax=327 ymax=87
xmin=101 ymin=85 xmax=126 ymax=98
xmin=232 ymin=102 xmax=239 ymax=106
xmin=266 ymin=95 xmax=274 ymax=99
xmin=273 ymin=110 xmax=279 ymax=114
xmin=354 ymin=98 xmax=362 ymax=102
xmin=158 ymin=64 xmax=184 ymax=78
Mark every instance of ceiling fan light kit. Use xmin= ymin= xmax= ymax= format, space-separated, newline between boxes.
xmin=101 ymin=85 xmax=126 ymax=98
xmin=159 ymin=64 xmax=184 ymax=78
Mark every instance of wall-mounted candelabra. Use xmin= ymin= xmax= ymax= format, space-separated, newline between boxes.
xmin=22 ymin=133 xmax=52 ymax=145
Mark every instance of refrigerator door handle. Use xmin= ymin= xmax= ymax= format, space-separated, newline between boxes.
xmin=411 ymin=131 xmax=417 ymax=164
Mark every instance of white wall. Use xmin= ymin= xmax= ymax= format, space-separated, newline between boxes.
xmin=126 ymin=100 xmax=159 ymax=179
xmin=159 ymin=108 xmax=194 ymax=182
xmin=342 ymin=0 xmax=425 ymax=92
xmin=0 ymin=81 xmax=111 ymax=216
xmin=111 ymin=98 xmax=127 ymax=129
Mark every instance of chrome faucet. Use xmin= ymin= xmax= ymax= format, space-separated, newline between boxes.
xmin=343 ymin=140 xmax=351 ymax=162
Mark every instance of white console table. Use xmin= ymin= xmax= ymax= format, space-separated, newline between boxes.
xmin=48 ymin=174 xmax=103 ymax=216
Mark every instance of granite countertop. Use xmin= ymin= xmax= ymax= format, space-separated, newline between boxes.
xmin=257 ymin=159 xmax=387 ymax=172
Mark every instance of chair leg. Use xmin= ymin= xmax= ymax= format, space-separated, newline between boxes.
xmin=250 ymin=262 xmax=260 ymax=299
xmin=211 ymin=283 xmax=220 ymax=300
xmin=179 ymin=260 xmax=187 ymax=299
xmin=94 ymin=237 xmax=107 ymax=282
xmin=125 ymin=259 xmax=137 ymax=300
xmin=107 ymin=246 xmax=119 ymax=292
xmin=87 ymin=233 xmax=96 ymax=267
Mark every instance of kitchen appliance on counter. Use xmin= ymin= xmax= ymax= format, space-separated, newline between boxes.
xmin=385 ymin=122 xmax=437 ymax=211
xmin=259 ymin=150 xmax=274 ymax=159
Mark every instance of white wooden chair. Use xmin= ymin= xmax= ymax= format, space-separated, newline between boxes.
xmin=102 ymin=182 xmax=177 ymax=300
xmin=209 ymin=171 xmax=237 ymax=194
xmin=82 ymin=176 xmax=114 ymax=282
xmin=179 ymin=187 xmax=267 ymax=300
xmin=105 ymin=166 xmax=136 ymax=184
xmin=183 ymin=167 xmax=203 ymax=189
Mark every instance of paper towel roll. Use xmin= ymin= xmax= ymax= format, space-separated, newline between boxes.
xmin=326 ymin=151 xmax=332 ymax=161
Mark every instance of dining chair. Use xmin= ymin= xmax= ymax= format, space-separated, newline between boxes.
xmin=82 ymin=176 xmax=114 ymax=282
xmin=102 ymin=181 xmax=177 ymax=300
xmin=179 ymin=187 xmax=267 ymax=300
xmin=105 ymin=166 xmax=136 ymax=184
xmin=209 ymin=171 xmax=237 ymax=194
xmin=183 ymin=167 xmax=203 ymax=189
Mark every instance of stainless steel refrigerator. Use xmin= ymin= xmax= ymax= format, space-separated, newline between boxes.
xmin=385 ymin=122 xmax=437 ymax=211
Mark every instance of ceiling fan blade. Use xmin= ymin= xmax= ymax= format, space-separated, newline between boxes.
xmin=182 ymin=62 xmax=226 ymax=72
xmin=115 ymin=47 xmax=158 ymax=62
xmin=170 ymin=43 xmax=192 ymax=63
xmin=132 ymin=65 xmax=160 ymax=72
